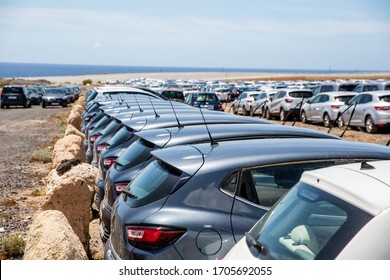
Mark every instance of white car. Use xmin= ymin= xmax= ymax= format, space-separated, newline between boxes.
xmin=232 ymin=91 xmax=261 ymax=115
xmin=249 ymin=90 xmax=277 ymax=117
xmin=224 ymin=160 xmax=390 ymax=260
xmin=214 ymin=88 xmax=230 ymax=102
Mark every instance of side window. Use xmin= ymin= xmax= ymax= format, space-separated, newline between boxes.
xmin=221 ymin=172 xmax=238 ymax=195
xmin=310 ymin=95 xmax=322 ymax=104
xmin=313 ymin=87 xmax=321 ymax=95
xmin=360 ymin=94 xmax=373 ymax=104
xmin=237 ymin=161 xmax=337 ymax=208
xmin=353 ymin=85 xmax=362 ymax=93
xmin=319 ymin=95 xmax=329 ymax=102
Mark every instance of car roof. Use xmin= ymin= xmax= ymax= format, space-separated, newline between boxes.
xmin=300 ymin=160 xmax=390 ymax=215
xmin=359 ymin=90 xmax=390 ymax=96
xmin=151 ymin=138 xmax=390 ymax=176
xmin=134 ymin=123 xmax=339 ymax=148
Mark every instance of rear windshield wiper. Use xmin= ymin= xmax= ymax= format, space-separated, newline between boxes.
xmin=121 ymin=188 xmax=138 ymax=199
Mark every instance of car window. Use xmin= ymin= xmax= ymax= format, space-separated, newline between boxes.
xmin=221 ymin=172 xmax=238 ymax=194
xmin=385 ymin=85 xmax=390 ymax=90
xmin=359 ymin=94 xmax=372 ymax=104
xmin=310 ymin=95 xmax=322 ymax=104
xmin=3 ymin=87 xmax=24 ymax=94
xmin=237 ymin=161 xmax=336 ymax=208
xmin=379 ymin=95 xmax=390 ymax=102
xmin=338 ymin=84 xmax=358 ymax=91
xmin=335 ymin=95 xmax=355 ymax=103
xmin=362 ymin=85 xmax=379 ymax=92
xmin=319 ymin=95 xmax=329 ymax=102
xmin=115 ymin=138 xmax=155 ymax=170
xmin=249 ymin=182 xmax=373 ymax=260
xmin=320 ymin=85 xmax=334 ymax=92
xmin=289 ymin=91 xmax=313 ymax=98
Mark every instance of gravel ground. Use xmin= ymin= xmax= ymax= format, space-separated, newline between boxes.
xmin=0 ymin=105 xmax=70 ymax=253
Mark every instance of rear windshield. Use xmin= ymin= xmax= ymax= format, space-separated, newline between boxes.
xmin=249 ymin=182 xmax=372 ymax=260
xmin=100 ymin=120 xmax=121 ymax=136
xmin=289 ymin=91 xmax=313 ymax=98
xmin=2 ymin=87 xmax=24 ymax=94
xmin=122 ymin=159 xmax=184 ymax=207
xmin=338 ymin=84 xmax=358 ymax=91
xmin=379 ymin=95 xmax=390 ymax=102
xmin=335 ymin=95 xmax=355 ymax=103
xmin=107 ymin=126 xmax=134 ymax=149
xmin=115 ymin=138 xmax=156 ymax=170
xmin=195 ymin=94 xmax=218 ymax=102
xmin=86 ymin=90 xmax=98 ymax=102
xmin=363 ymin=85 xmax=379 ymax=92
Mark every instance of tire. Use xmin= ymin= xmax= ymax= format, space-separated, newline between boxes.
xmin=365 ymin=116 xmax=378 ymax=134
xmin=242 ymin=106 xmax=248 ymax=116
xmin=42 ymin=102 xmax=46 ymax=108
xmin=250 ymin=106 xmax=254 ymax=117
xmin=62 ymin=103 xmax=67 ymax=108
xmin=323 ymin=113 xmax=331 ymax=127
xmin=0 ymin=104 xmax=4 ymax=109
xmin=280 ymin=108 xmax=287 ymax=122
xmin=336 ymin=115 xmax=344 ymax=128
xmin=233 ymin=105 xmax=238 ymax=114
xmin=265 ymin=108 xmax=272 ymax=120
xmin=301 ymin=111 xmax=307 ymax=123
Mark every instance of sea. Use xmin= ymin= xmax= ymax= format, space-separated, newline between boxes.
xmin=0 ymin=62 xmax=378 ymax=79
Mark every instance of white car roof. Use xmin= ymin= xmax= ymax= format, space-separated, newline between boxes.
xmin=300 ymin=160 xmax=390 ymax=216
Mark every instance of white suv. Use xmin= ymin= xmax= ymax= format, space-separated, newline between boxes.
xmin=224 ymin=160 xmax=390 ymax=260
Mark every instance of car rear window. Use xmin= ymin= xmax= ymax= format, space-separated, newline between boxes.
xmin=338 ymin=84 xmax=358 ymax=91
xmin=248 ymin=182 xmax=372 ymax=260
xmin=196 ymin=94 xmax=218 ymax=102
xmin=289 ymin=91 xmax=313 ymax=98
xmin=122 ymin=159 xmax=187 ymax=207
xmin=115 ymin=138 xmax=156 ymax=170
xmin=2 ymin=87 xmax=24 ymax=94
xmin=379 ymin=95 xmax=390 ymax=102
xmin=107 ymin=126 xmax=134 ymax=149
xmin=335 ymin=95 xmax=355 ymax=103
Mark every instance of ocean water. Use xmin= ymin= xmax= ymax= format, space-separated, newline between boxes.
xmin=0 ymin=62 xmax=372 ymax=78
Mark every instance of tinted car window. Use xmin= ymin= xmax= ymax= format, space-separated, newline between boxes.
xmin=380 ymin=95 xmax=390 ymax=102
xmin=107 ymin=126 xmax=133 ymax=148
xmin=2 ymin=87 xmax=24 ymax=94
xmin=289 ymin=91 xmax=313 ymax=98
xmin=221 ymin=172 xmax=238 ymax=194
xmin=248 ymin=182 xmax=372 ymax=260
xmin=335 ymin=95 xmax=355 ymax=103
xmin=115 ymin=138 xmax=155 ymax=170
xmin=321 ymin=85 xmax=334 ymax=92
xmin=338 ymin=84 xmax=357 ymax=91
xmin=363 ymin=85 xmax=379 ymax=92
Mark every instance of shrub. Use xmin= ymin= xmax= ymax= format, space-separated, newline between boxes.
xmin=31 ymin=148 xmax=52 ymax=163
xmin=82 ymin=79 xmax=93 ymax=85
xmin=1 ymin=235 xmax=26 ymax=258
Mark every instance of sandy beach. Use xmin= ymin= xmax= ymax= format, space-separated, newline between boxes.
xmin=22 ymin=71 xmax=390 ymax=84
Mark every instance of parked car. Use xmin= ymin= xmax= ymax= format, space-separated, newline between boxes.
xmin=214 ymin=88 xmax=230 ymax=102
xmin=185 ymin=92 xmax=224 ymax=111
xmin=232 ymin=91 xmax=261 ymax=116
xmin=41 ymin=88 xmax=70 ymax=108
xmin=336 ymin=90 xmax=390 ymax=133
xmin=312 ymin=82 xmax=359 ymax=95
xmin=1 ymin=85 xmax=31 ymax=108
xmin=104 ymin=138 xmax=390 ymax=260
xmin=264 ymin=89 xmax=313 ymax=121
xmin=224 ymin=160 xmax=390 ymax=260
xmin=99 ymin=124 xmax=339 ymax=242
xmin=353 ymin=81 xmax=390 ymax=93
xmin=160 ymin=89 xmax=185 ymax=102
xmin=249 ymin=90 xmax=277 ymax=117
xmin=300 ymin=91 xmax=357 ymax=127
xmin=27 ymin=88 xmax=42 ymax=105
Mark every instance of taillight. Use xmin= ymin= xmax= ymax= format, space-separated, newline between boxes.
xmin=218 ymin=104 xmax=223 ymax=111
xmin=331 ymin=105 xmax=341 ymax=109
xmin=103 ymin=157 xmax=117 ymax=168
xmin=375 ymin=106 xmax=390 ymax=110
xmin=97 ymin=143 xmax=107 ymax=151
xmin=126 ymin=226 xmax=186 ymax=249
xmin=84 ymin=115 xmax=93 ymax=122
xmin=90 ymin=135 xmax=100 ymax=143
xmin=115 ymin=182 xmax=129 ymax=195
xmin=247 ymin=100 xmax=253 ymax=103
xmin=285 ymin=98 xmax=293 ymax=103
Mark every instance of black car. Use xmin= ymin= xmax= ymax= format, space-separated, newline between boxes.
xmin=1 ymin=85 xmax=31 ymax=108
xmin=41 ymin=88 xmax=70 ymax=108
xmin=27 ymin=88 xmax=42 ymax=105
xmin=185 ymin=92 xmax=224 ymax=111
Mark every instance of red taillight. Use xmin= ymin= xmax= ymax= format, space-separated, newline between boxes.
xmin=126 ymin=226 xmax=186 ymax=248
xmin=285 ymin=98 xmax=293 ymax=103
xmin=84 ymin=115 xmax=93 ymax=122
xmin=103 ymin=157 xmax=117 ymax=168
xmin=331 ymin=105 xmax=341 ymax=109
xmin=115 ymin=182 xmax=129 ymax=195
xmin=247 ymin=100 xmax=253 ymax=103
xmin=97 ymin=143 xmax=107 ymax=151
xmin=90 ymin=135 xmax=100 ymax=143
xmin=218 ymin=104 xmax=223 ymax=111
xmin=375 ymin=106 xmax=390 ymax=111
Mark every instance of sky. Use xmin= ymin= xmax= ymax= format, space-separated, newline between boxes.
xmin=0 ymin=0 xmax=389 ymax=71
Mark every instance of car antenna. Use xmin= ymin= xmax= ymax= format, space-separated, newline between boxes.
xmin=327 ymin=103 xmax=354 ymax=134
xmin=168 ymin=98 xmax=183 ymax=128
xmin=198 ymin=107 xmax=218 ymax=147
xmin=133 ymin=94 xmax=144 ymax=113
xmin=120 ymin=94 xmax=130 ymax=109
xmin=360 ymin=161 xmax=375 ymax=170
xmin=148 ymin=97 xmax=160 ymax=118
xmin=115 ymin=94 xmax=122 ymax=105
xmin=340 ymin=102 xmax=358 ymax=138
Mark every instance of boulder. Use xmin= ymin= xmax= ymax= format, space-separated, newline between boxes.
xmin=52 ymin=134 xmax=85 ymax=169
xmin=41 ymin=164 xmax=98 ymax=249
xmin=89 ymin=219 xmax=104 ymax=260
xmin=67 ymin=109 xmax=82 ymax=130
xmin=72 ymin=104 xmax=84 ymax=115
xmin=65 ymin=123 xmax=85 ymax=139
xmin=24 ymin=210 xmax=88 ymax=260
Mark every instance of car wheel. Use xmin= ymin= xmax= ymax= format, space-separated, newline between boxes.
xmin=301 ymin=111 xmax=307 ymax=123
xmin=280 ymin=108 xmax=287 ymax=122
xmin=42 ymin=102 xmax=46 ymax=108
xmin=62 ymin=103 xmax=67 ymax=108
xmin=0 ymin=104 xmax=4 ymax=109
xmin=323 ymin=113 xmax=331 ymax=127
xmin=249 ymin=106 xmax=254 ymax=117
xmin=365 ymin=116 xmax=378 ymax=134
xmin=336 ymin=115 xmax=344 ymax=128
xmin=265 ymin=108 xmax=272 ymax=120
xmin=242 ymin=105 xmax=248 ymax=116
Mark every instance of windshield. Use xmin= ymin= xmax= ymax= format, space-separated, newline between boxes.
xmin=115 ymin=138 xmax=156 ymax=170
xmin=248 ymin=182 xmax=372 ymax=260
xmin=45 ymin=89 xmax=65 ymax=95
xmin=123 ymin=159 xmax=184 ymax=207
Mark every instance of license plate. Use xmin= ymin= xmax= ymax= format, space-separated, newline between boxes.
xmin=8 ymin=96 xmax=17 ymax=99
xmin=51 ymin=102 xmax=59 ymax=105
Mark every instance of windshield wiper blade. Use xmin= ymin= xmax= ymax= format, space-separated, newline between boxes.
xmin=245 ymin=232 xmax=265 ymax=253
xmin=121 ymin=188 xmax=138 ymax=199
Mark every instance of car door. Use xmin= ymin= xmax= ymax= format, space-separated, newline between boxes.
xmin=313 ymin=94 xmax=329 ymax=122
xmin=354 ymin=94 xmax=373 ymax=126
xmin=342 ymin=95 xmax=362 ymax=126
xmin=270 ymin=91 xmax=285 ymax=115
xmin=305 ymin=95 xmax=321 ymax=121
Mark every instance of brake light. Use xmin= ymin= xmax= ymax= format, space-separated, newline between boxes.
xmin=126 ymin=226 xmax=186 ymax=249
xmin=84 ymin=115 xmax=93 ymax=122
xmin=375 ymin=106 xmax=390 ymax=110
xmin=247 ymin=100 xmax=253 ymax=103
xmin=103 ymin=157 xmax=117 ymax=168
xmin=90 ymin=135 xmax=100 ymax=143
xmin=115 ymin=182 xmax=129 ymax=195
xmin=97 ymin=143 xmax=107 ymax=151
xmin=218 ymin=104 xmax=223 ymax=111
xmin=285 ymin=98 xmax=293 ymax=103
xmin=331 ymin=105 xmax=341 ymax=109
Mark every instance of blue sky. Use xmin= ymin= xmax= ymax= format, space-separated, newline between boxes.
xmin=0 ymin=0 xmax=389 ymax=71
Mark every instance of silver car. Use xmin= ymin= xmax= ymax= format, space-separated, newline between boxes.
xmin=300 ymin=91 xmax=357 ymax=127
xmin=250 ymin=90 xmax=277 ymax=117
xmin=337 ymin=90 xmax=390 ymax=133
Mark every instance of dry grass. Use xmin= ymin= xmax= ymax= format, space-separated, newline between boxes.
xmin=30 ymin=148 xmax=52 ymax=163
xmin=0 ymin=199 xmax=17 ymax=207
xmin=0 ymin=235 xmax=26 ymax=258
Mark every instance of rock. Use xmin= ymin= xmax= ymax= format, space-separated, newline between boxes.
xmin=56 ymin=158 xmax=81 ymax=176
xmin=67 ymin=110 xmax=82 ymax=130
xmin=72 ymin=105 xmax=84 ymax=115
xmin=23 ymin=210 xmax=88 ymax=260
xmin=88 ymin=219 xmax=104 ymax=260
xmin=64 ymin=123 xmax=85 ymax=140
xmin=52 ymin=134 xmax=85 ymax=169
xmin=41 ymin=164 xmax=98 ymax=249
